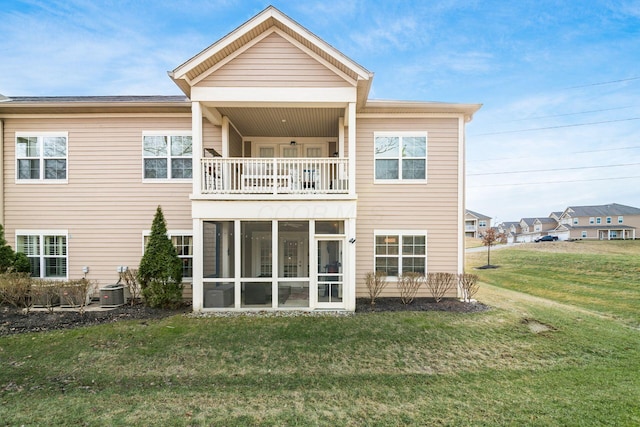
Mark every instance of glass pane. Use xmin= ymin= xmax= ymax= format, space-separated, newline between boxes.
xmin=402 ymin=159 xmax=425 ymax=179
xmin=317 ymin=240 xmax=343 ymax=303
xmin=259 ymin=147 xmax=274 ymax=158
xmin=374 ymin=136 xmax=399 ymax=157
xmin=376 ymin=235 xmax=398 ymax=255
xmin=44 ymin=257 xmax=67 ymax=277
xmin=375 ymin=159 xmax=399 ymax=179
xmin=203 ymin=221 xmax=234 ymax=279
xmin=241 ymin=282 xmax=272 ymax=308
xmin=315 ymin=221 xmax=344 ymax=234
xmin=279 ymin=221 xmax=308 ymax=278
xmin=144 ymin=158 xmax=167 ymax=179
xmin=28 ymin=257 xmax=40 ymax=277
xmin=171 ymin=136 xmax=192 ymax=156
xmin=241 ymin=222 xmax=272 ymax=278
xmin=402 ymin=257 xmax=425 ymax=274
xmin=278 ymin=281 xmax=309 ymax=308
xmin=375 ymin=257 xmax=398 ymax=276
xmin=17 ymin=235 xmax=39 ymax=256
xmin=16 ymin=137 xmax=39 ymax=157
xmin=44 ymin=159 xmax=66 ymax=179
xmin=171 ymin=158 xmax=192 ymax=179
xmin=172 ymin=235 xmax=193 ymax=278
xmin=402 ymin=136 xmax=426 ymax=157
xmin=143 ymin=136 xmax=167 ymax=156
xmin=43 ymin=137 xmax=67 ymax=157
xmin=402 ymin=235 xmax=425 ymax=255
xmin=44 ymin=236 xmax=66 ymax=256
xmin=18 ymin=159 xmax=40 ymax=179
xmin=203 ymin=282 xmax=234 ymax=308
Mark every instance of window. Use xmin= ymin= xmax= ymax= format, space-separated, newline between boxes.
xmin=479 ymin=221 xmax=487 ymax=227
xmin=143 ymin=232 xmax=193 ymax=279
xmin=143 ymin=133 xmax=192 ymax=180
xmin=374 ymin=133 xmax=427 ymax=181
xmin=581 ymin=231 xmax=587 ymax=238
xmin=618 ymin=216 xmax=624 ymax=224
xmin=589 ymin=217 xmax=595 ymax=224
xmin=375 ymin=231 xmax=426 ymax=276
xmin=596 ymin=217 xmax=601 ymax=224
xmin=16 ymin=232 xmax=68 ymax=278
xmin=573 ymin=218 xmax=579 ymax=225
xmin=16 ymin=133 xmax=67 ymax=181
xmin=606 ymin=217 xmax=612 ymax=224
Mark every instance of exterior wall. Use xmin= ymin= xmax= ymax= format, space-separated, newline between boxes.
xmin=2 ymin=115 xmax=193 ymax=293
xmin=197 ymin=32 xmax=351 ymax=88
xmin=354 ymin=116 xmax=461 ymax=298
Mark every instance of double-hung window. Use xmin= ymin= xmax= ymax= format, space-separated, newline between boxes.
xmin=143 ymin=132 xmax=192 ymax=180
xmin=374 ymin=132 xmax=427 ymax=182
xmin=374 ymin=231 xmax=427 ymax=277
xmin=16 ymin=133 xmax=68 ymax=182
xmin=16 ymin=231 xmax=68 ymax=278
xmin=143 ymin=231 xmax=193 ymax=280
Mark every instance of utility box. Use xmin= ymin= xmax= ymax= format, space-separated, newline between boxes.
xmin=100 ymin=284 xmax=125 ymax=307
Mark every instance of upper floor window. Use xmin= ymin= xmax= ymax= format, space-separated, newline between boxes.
xmin=596 ymin=217 xmax=602 ymax=224
xmin=589 ymin=217 xmax=595 ymax=224
xmin=374 ymin=231 xmax=426 ymax=277
xmin=143 ymin=133 xmax=192 ymax=180
xmin=573 ymin=218 xmax=579 ymax=225
xmin=16 ymin=231 xmax=68 ymax=278
xmin=618 ymin=216 xmax=624 ymax=224
xmin=374 ymin=133 xmax=427 ymax=182
xmin=606 ymin=217 xmax=612 ymax=224
xmin=16 ymin=133 xmax=67 ymax=182
xmin=479 ymin=221 xmax=487 ymax=227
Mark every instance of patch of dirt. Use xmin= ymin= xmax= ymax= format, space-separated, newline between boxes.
xmin=0 ymin=304 xmax=189 ymax=337
xmin=0 ymin=298 xmax=489 ymax=336
xmin=521 ymin=317 xmax=557 ymax=334
xmin=356 ymin=297 xmax=490 ymax=313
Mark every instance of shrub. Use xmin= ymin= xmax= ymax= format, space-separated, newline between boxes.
xmin=397 ymin=272 xmax=423 ymax=305
xmin=59 ymin=279 xmax=93 ymax=314
xmin=459 ymin=273 xmax=479 ymax=303
xmin=426 ymin=272 xmax=456 ymax=303
xmin=0 ymin=224 xmax=31 ymax=274
xmin=0 ymin=272 xmax=31 ymax=308
xmin=31 ymin=279 xmax=61 ymax=312
xmin=119 ymin=268 xmax=141 ymax=306
xmin=138 ymin=206 xmax=183 ymax=308
xmin=365 ymin=271 xmax=387 ymax=306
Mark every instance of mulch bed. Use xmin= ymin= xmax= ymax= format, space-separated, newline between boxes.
xmin=1 ymin=298 xmax=489 ymax=336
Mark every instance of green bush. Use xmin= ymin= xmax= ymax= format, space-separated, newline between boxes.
xmin=0 ymin=224 xmax=31 ymax=274
xmin=137 ymin=206 xmax=183 ymax=308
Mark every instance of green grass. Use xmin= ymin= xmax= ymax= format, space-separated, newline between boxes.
xmin=1 ymin=241 xmax=639 ymax=425
xmin=467 ymin=240 xmax=640 ymax=328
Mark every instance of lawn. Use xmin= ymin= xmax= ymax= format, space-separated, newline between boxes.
xmin=1 ymin=241 xmax=639 ymax=426
xmin=467 ymin=240 xmax=640 ymax=328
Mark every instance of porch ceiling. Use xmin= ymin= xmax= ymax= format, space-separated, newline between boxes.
xmin=214 ymin=106 xmax=343 ymax=137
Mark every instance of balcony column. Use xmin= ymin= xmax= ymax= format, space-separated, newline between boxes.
xmin=192 ymin=101 xmax=203 ymax=196
xmin=347 ymin=102 xmax=356 ymax=193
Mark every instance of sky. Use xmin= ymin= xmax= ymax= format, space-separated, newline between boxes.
xmin=1 ymin=0 xmax=640 ymax=224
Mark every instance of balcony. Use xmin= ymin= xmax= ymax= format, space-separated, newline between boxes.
xmin=465 ymin=225 xmax=476 ymax=232
xmin=200 ymin=157 xmax=350 ymax=195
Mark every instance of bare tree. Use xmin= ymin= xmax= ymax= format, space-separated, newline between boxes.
xmin=365 ymin=271 xmax=388 ymax=306
xmin=481 ymin=228 xmax=505 ymax=267
xmin=458 ymin=273 xmax=479 ymax=303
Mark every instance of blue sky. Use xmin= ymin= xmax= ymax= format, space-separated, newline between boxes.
xmin=2 ymin=0 xmax=640 ymax=223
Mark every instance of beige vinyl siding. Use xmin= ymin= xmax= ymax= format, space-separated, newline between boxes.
xmin=229 ymin=125 xmax=243 ymax=157
xmin=197 ymin=32 xmax=351 ymax=88
xmin=354 ymin=117 xmax=461 ymax=298
xmin=3 ymin=116 xmax=193 ymax=292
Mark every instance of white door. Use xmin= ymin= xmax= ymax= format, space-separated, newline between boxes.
xmin=315 ymin=239 xmax=344 ymax=308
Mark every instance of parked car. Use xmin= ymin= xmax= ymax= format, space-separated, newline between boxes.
xmin=535 ymin=235 xmax=558 ymax=242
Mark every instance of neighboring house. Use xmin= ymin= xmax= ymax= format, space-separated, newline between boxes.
xmin=465 ymin=210 xmax=491 ymax=238
xmin=557 ymin=203 xmax=640 ymax=240
xmin=0 ymin=6 xmax=480 ymax=311
xmin=516 ymin=217 xmax=559 ymax=242
xmin=496 ymin=221 xmax=520 ymax=244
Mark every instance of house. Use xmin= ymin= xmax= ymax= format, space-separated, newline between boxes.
xmin=0 ymin=6 xmax=480 ymax=311
xmin=465 ymin=210 xmax=491 ymax=238
xmin=556 ymin=203 xmax=640 ymax=240
xmin=516 ymin=217 xmax=558 ymax=242
xmin=496 ymin=221 xmax=520 ymax=244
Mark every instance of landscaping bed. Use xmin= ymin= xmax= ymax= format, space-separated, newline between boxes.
xmin=1 ymin=298 xmax=488 ymax=336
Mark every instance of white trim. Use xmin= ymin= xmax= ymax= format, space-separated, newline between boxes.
xmin=142 ymin=229 xmax=194 ymax=282
xmin=373 ymin=230 xmax=428 ymax=280
xmin=15 ymin=230 xmax=69 ymax=280
xmin=141 ymin=132 xmax=193 ymax=182
xmin=191 ymin=87 xmax=357 ymax=104
xmin=2 ymin=113 xmax=191 ymax=119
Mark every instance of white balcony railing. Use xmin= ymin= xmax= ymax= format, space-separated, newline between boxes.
xmin=201 ymin=158 xmax=349 ymax=195
xmin=465 ymin=225 xmax=476 ymax=231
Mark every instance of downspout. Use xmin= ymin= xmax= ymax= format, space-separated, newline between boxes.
xmin=0 ymin=119 xmax=4 ymax=226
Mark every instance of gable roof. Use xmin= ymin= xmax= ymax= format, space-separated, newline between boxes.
xmin=169 ymin=6 xmax=373 ymax=103
xmin=465 ymin=209 xmax=491 ymax=220
xmin=564 ymin=203 xmax=640 ymax=217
